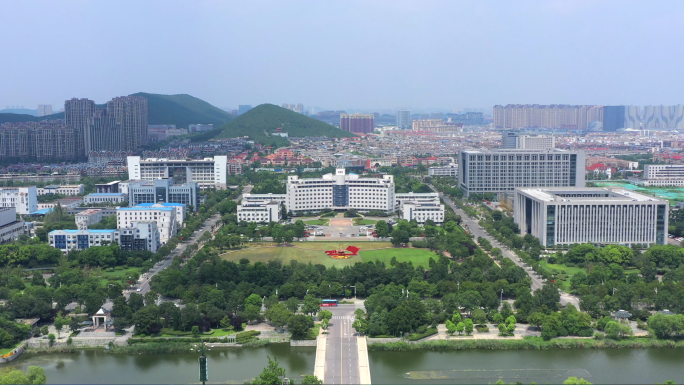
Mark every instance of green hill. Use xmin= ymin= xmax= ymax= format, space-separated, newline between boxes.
xmin=129 ymin=92 xmax=234 ymax=128
xmin=213 ymin=104 xmax=355 ymax=146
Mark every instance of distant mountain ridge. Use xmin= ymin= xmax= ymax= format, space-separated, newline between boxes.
xmin=0 ymin=109 xmax=38 ymax=116
xmin=0 ymin=93 xmax=234 ymax=129
xmin=212 ymin=103 xmax=355 ymax=147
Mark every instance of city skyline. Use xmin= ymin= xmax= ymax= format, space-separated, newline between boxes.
xmin=3 ymin=1 xmax=684 ymax=110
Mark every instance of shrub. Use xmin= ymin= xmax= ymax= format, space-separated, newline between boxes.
xmin=476 ymin=326 xmax=490 ymax=333
xmin=593 ymin=332 xmax=605 ymax=340
xmin=411 ymin=241 xmax=429 ymax=248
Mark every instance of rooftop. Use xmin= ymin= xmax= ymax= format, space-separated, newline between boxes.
xmin=49 ymin=229 xmax=117 ymax=234
xmin=135 ymin=203 xmax=185 ymax=207
xmin=77 ymin=209 xmax=102 ymax=216
xmin=517 ymin=187 xmax=664 ymax=203
xmin=117 ymin=207 xmax=174 ymax=211
xmin=87 ymin=193 xmax=126 ymax=196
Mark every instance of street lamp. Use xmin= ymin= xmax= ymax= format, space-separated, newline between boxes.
xmin=196 ymin=342 xmax=208 ymax=385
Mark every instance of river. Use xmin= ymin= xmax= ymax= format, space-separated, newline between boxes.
xmin=6 ymin=345 xmax=684 ymax=384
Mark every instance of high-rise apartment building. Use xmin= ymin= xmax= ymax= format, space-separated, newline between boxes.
xmin=604 ymin=105 xmax=684 ymax=131
xmin=602 ymin=106 xmax=626 ymax=132
xmin=340 ymin=113 xmax=374 ymax=134
xmin=238 ymin=105 xmax=252 ymax=115
xmin=37 ymin=104 xmax=52 ymax=116
xmin=514 ymin=187 xmax=667 ymax=247
xmin=502 ymin=132 xmax=555 ymax=149
xmin=397 ymin=110 xmax=411 ymax=129
xmin=0 ymin=122 xmax=78 ymax=161
xmin=282 ymin=103 xmax=305 ymax=113
xmin=493 ymin=105 xmax=602 ymax=130
xmin=65 ymin=96 xmax=148 ymax=156
xmin=458 ymin=149 xmax=585 ymax=198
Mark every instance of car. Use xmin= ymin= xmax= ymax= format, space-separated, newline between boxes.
xmin=136 ymin=288 xmax=142 ymax=292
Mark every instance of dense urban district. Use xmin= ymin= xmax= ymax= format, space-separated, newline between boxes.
xmin=2 ymin=97 xmax=684 ymax=384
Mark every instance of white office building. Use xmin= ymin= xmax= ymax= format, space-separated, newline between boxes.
xmin=395 ymin=192 xmax=445 ymax=223
xmin=242 ymin=193 xmax=287 ymax=204
xmin=428 ymin=164 xmax=459 ymax=177
xmin=116 ymin=206 xmax=177 ymax=243
xmin=286 ymin=168 xmax=395 ymax=214
xmin=237 ymin=201 xmax=281 ymax=223
xmin=119 ymin=221 xmax=160 ymax=253
xmin=458 ymin=149 xmax=585 ymax=198
xmin=514 ymin=187 xmax=668 ymax=247
xmin=502 ymin=132 xmax=555 ymax=149
xmin=135 ymin=203 xmax=186 ymax=226
xmin=0 ymin=187 xmax=37 ymax=214
xmin=631 ymin=164 xmax=684 ymax=187
xmin=37 ymin=184 xmax=85 ymax=196
xmin=189 ymin=124 xmax=214 ymax=132
xmin=127 ymin=178 xmax=200 ymax=210
xmin=76 ymin=209 xmax=103 ymax=230
xmin=0 ymin=207 xmax=24 ymax=243
xmin=127 ymin=155 xmax=227 ymax=189
xmin=84 ymin=193 xmax=127 ymax=205
xmin=49 ymin=229 xmax=119 ymax=252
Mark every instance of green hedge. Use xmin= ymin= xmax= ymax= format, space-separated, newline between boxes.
xmin=407 ymin=327 xmax=438 ymax=341
xmin=128 ymin=336 xmax=235 ymax=345
xmin=236 ymin=330 xmax=261 ymax=344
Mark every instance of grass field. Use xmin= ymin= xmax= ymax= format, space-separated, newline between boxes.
xmin=100 ymin=267 xmax=142 ymax=287
xmin=305 ymin=219 xmax=329 ymax=226
xmin=353 ymin=218 xmax=377 ymax=226
xmin=361 ymin=248 xmax=437 ymax=266
xmin=538 ymin=261 xmax=586 ymax=291
xmin=220 ymin=241 xmax=427 ymax=267
xmin=0 ymin=342 xmax=21 ymax=356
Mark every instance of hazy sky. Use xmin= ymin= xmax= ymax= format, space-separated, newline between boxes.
xmin=2 ymin=0 xmax=684 ymax=112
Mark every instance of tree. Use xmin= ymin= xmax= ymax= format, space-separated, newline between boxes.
xmin=563 ymin=377 xmax=593 ymax=385
xmin=352 ymin=318 xmax=368 ymax=335
xmin=456 ymin=322 xmax=465 ymax=335
xmin=251 ymin=356 xmax=286 ymax=385
xmin=245 ymin=293 xmax=263 ymax=309
xmin=605 ymin=321 xmax=633 ymax=340
xmin=40 ymin=326 xmax=48 ymax=336
xmin=288 ymin=314 xmax=313 ymax=339
xmin=318 ymin=310 xmax=332 ymax=322
xmin=191 ymin=325 xmax=200 ymax=337
xmin=321 ymin=319 xmax=329 ymax=332
xmin=301 ymin=295 xmax=321 ymax=316
xmin=286 ymin=297 xmax=299 ymax=314
xmin=0 ymin=366 xmax=47 ymax=385
xmin=464 ymin=319 xmax=474 ymax=335
xmin=47 ymin=333 xmax=55 ymax=347
xmin=375 ymin=220 xmax=390 ymax=238
xmin=445 ymin=320 xmax=456 ymax=335
xmin=220 ymin=316 xmax=232 ymax=330
xmin=472 ymin=309 xmax=487 ymax=325
xmin=265 ymin=303 xmax=292 ymax=330
xmin=301 ymin=374 xmax=323 ymax=385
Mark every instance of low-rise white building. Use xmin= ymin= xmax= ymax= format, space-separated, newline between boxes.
xmin=119 ymin=221 xmax=160 ymax=253
xmin=37 ymin=184 xmax=85 ymax=196
xmin=237 ymin=201 xmax=281 ymax=223
xmin=49 ymin=229 xmax=119 ymax=252
xmin=395 ymin=192 xmax=445 ymax=224
xmin=76 ymin=209 xmax=104 ymax=230
xmin=428 ymin=163 xmax=458 ymax=177
xmin=0 ymin=207 xmax=24 ymax=243
xmin=630 ymin=164 xmax=684 ymax=187
xmin=116 ymin=206 xmax=177 ymax=243
xmin=0 ymin=187 xmax=37 ymax=214
xmin=135 ymin=203 xmax=186 ymax=226
xmin=84 ymin=193 xmax=127 ymax=205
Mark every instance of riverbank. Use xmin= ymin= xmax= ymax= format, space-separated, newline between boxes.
xmin=368 ymin=336 xmax=684 ymax=351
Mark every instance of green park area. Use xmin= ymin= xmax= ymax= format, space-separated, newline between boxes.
xmin=221 ymin=242 xmax=437 ymax=267
xmin=100 ymin=267 xmax=142 ymax=287
xmin=538 ymin=261 xmax=586 ymax=291
xmin=304 ymin=219 xmax=329 ymax=226
xmin=353 ymin=218 xmax=377 ymax=226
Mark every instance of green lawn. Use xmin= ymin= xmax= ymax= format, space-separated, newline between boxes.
xmin=361 ymin=248 xmax=438 ymax=267
xmin=222 ymin=242 xmax=394 ymax=267
xmin=100 ymin=267 xmax=142 ymax=287
xmin=353 ymin=218 xmax=376 ymax=226
xmin=0 ymin=342 xmax=21 ymax=356
xmin=538 ymin=261 xmax=587 ymax=291
xmin=305 ymin=219 xmax=329 ymax=226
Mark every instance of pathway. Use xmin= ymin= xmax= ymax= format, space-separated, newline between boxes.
xmin=323 ymin=304 xmax=371 ymax=384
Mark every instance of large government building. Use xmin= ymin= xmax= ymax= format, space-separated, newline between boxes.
xmin=458 ymin=149 xmax=585 ymax=198
xmin=514 ymin=187 xmax=668 ymax=247
xmin=285 ymin=168 xmax=396 ymax=215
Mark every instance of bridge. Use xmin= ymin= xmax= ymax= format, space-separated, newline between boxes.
xmin=314 ymin=304 xmax=371 ymax=384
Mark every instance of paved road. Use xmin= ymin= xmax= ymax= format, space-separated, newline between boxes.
xmin=128 ymin=186 xmax=250 ymax=298
xmin=325 ymin=305 xmax=360 ymax=385
xmin=431 ymin=185 xmax=580 ymax=309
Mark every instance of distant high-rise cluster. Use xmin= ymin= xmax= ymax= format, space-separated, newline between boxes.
xmin=397 ymin=110 xmax=411 ymax=129
xmin=282 ymin=103 xmax=305 ymax=114
xmin=0 ymin=121 xmax=78 ymax=161
xmin=37 ymin=104 xmax=52 ymax=116
xmin=603 ymin=105 xmax=684 ymax=131
xmin=493 ymin=104 xmax=602 ymax=130
xmin=412 ymin=119 xmax=461 ymax=132
xmin=340 ymin=113 xmax=374 ymax=134
xmin=65 ymin=96 xmax=148 ymax=154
